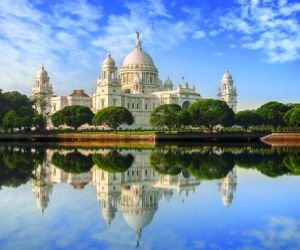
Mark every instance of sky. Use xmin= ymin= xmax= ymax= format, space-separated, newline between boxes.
xmin=0 ymin=0 xmax=299 ymax=110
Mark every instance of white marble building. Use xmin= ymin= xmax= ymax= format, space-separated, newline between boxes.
xmin=33 ymin=33 xmax=237 ymax=128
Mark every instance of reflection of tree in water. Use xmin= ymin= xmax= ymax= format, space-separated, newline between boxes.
xmin=150 ymin=150 xmax=182 ymax=175
xmin=0 ymin=146 xmax=45 ymax=188
xmin=235 ymin=149 xmax=291 ymax=177
xmin=283 ymin=153 xmax=300 ymax=175
xmin=51 ymin=151 xmax=93 ymax=173
xmin=187 ymin=152 xmax=235 ymax=180
xmin=92 ymin=149 xmax=134 ymax=173
xmin=150 ymin=149 xmax=235 ymax=180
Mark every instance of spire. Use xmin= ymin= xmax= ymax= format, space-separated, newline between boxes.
xmin=135 ymin=31 xmax=142 ymax=51
xmin=41 ymin=64 xmax=44 ymax=70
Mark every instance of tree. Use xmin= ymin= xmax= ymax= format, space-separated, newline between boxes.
xmin=51 ymin=105 xmax=94 ymax=130
xmin=150 ymin=104 xmax=182 ymax=132
xmin=15 ymin=106 xmax=35 ymax=131
xmin=257 ymin=101 xmax=290 ymax=127
xmin=2 ymin=111 xmax=17 ymax=133
xmin=188 ymin=99 xmax=235 ymax=132
xmin=92 ymin=106 xmax=133 ymax=132
xmin=235 ymin=110 xmax=263 ymax=130
xmin=284 ymin=107 xmax=300 ymax=127
xmin=33 ymin=113 xmax=46 ymax=131
xmin=178 ymin=109 xmax=192 ymax=129
xmin=32 ymin=91 xmax=49 ymax=115
xmin=0 ymin=91 xmax=34 ymax=131
xmin=289 ymin=108 xmax=300 ymax=127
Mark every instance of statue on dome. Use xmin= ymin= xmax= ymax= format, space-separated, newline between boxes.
xmin=135 ymin=31 xmax=141 ymax=40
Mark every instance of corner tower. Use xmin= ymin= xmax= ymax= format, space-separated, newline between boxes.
xmin=32 ymin=65 xmax=53 ymax=115
xmin=218 ymin=70 xmax=237 ymax=112
xmin=93 ymin=52 xmax=121 ymax=111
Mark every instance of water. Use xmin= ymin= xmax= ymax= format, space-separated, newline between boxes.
xmin=0 ymin=144 xmax=299 ymax=250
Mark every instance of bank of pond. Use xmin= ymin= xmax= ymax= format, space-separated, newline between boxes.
xmin=0 ymin=144 xmax=299 ymax=189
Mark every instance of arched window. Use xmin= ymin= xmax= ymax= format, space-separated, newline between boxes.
xmin=224 ymin=84 xmax=226 ymax=90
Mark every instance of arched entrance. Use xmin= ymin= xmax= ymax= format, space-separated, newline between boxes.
xmin=182 ymin=101 xmax=191 ymax=109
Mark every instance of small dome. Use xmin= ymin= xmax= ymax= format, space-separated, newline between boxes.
xmin=70 ymin=90 xmax=89 ymax=97
xmin=36 ymin=65 xmax=48 ymax=77
xmin=164 ymin=77 xmax=173 ymax=86
xmin=183 ymin=82 xmax=189 ymax=88
xmin=222 ymin=69 xmax=232 ymax=79
xmin=103 ymin=52 xmax=116 ymax=67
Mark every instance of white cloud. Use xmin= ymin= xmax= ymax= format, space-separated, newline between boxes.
xmin=218 ymin=0 xmax=300 ymax=63
xmin=92 ymin=0 xmax=197 ymax=64
xmin=193 ymin=30 xmax=206 ymax=39
xmin=243 ymin=217 xmax=300 ymax=250
xmin=0 ymin=0 xmax=103 ymax=95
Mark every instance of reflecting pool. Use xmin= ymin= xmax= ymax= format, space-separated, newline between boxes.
xmin=0 ymin=144 xmax=300 ymax=250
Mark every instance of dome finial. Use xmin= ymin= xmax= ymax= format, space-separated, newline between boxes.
xmin=41 ymin=64 xmax=44 ymax=70
xmin=135 ymin=31 xmax=142 ymax=50
xmin=135 ymin=31 xmax=141 ymax=41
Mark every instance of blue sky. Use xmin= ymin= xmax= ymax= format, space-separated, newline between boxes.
xmin=0 ymin=0 xmax=299 ymax=110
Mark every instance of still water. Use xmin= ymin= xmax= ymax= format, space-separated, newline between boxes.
xmin=0 ymin=143 xmax=299 ymax=250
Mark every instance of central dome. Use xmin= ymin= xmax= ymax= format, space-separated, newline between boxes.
xmin=123 ymin=50 xmax=154 ymax=66
xmin=122 ymin=34 xmax=155 ymax=68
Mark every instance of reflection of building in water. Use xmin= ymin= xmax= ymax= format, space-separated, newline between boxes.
xmin=32 ymin=162 xmax=53 ymax=213
xmin=219 ymin=167 xmax=237 ymax=208
xmin=32 ymin=149 xmax=201 ymax=246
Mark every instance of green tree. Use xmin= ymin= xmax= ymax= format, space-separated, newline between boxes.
xmin=289 ymin=108 xmax=300 ymax=127
xmin=150 ymin=104 xmax=181 ymax=132
xmin=33 ymin=113 xmax=46 ymax=131
xmin=188 ymin=99 xmax=235 ymax=132
xmin=0 ymin=91 xmax=34 ymax=131
xmin=235 ymin=110 xmax=263 ymax=130
xmin=178 ymin=109 xmax=192 ymax=129
xmin=92 ymin=106 xmax=133 ymax=132
xmin=51 ymin=105 xmax=94 ymax=130
xmin=257 ymin=101 xmax=290 ymax=128
xmin=15 ymin=106 xmax=35 ymax=131
xmin=284 ymin=107 xmax=300 ymax=127
xmin=3 ymin=111 xmax=17 ymax=133
xmin=92 ymin=150 xmax=134 ymax=172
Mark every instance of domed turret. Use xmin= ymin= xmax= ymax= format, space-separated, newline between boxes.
xmin=36 ymin=65 xmax=49 ymax=78
xmin=102 ymin=52 xmax=116 ymax=68
xmin=222 ymin=69 xmax=232 ymax=80
xmin=32 ymin=65 xmax=53 ymax=115
xmin=218 ymin=69 xmax=237 ymax=112
xmin=164 ymin=77 xmax=173 ymax=90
